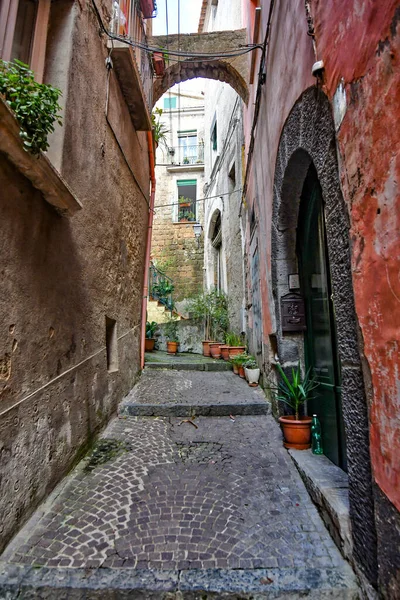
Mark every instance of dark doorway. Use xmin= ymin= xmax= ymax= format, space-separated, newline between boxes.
xmin=297 ymin=164 xmax=347 ymax=471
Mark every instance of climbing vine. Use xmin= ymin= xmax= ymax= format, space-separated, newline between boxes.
xmin=0 ymin=59 xmax=62 ymax=155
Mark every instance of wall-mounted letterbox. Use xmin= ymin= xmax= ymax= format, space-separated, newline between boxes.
xmin=281 ymin=293 xmax=306 ymax=333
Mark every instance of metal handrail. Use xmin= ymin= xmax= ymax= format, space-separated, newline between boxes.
xmin=149 ymin=263 xmax=174 ymax=310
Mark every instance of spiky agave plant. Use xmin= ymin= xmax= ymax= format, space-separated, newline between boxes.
xmin=269 ymin=363 xmax=319 ymax=420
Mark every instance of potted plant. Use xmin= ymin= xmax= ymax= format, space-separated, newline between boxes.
xmin=164 ymin=315 xmax=179 ymax=355
xmin=145 ymin=321 xmax=158 ymax=352
xmin=226 ymin=332 xmax=246 ymax=359
xmin=183 ymin=156 xmax=190 ymax=164
xmin=209 ymin=342 xmax=222 ymax=359
xmin=268 ymin=363 xmax=319 ymax=450
xmin=187 ymin=291 xmax=228 ymax=356
xmin=230 ymin=352 xmax=248 ymax=377
xmin=244 ymin=356 xmax=260 ymax=387
xmin=179 ymin=195 xmax=191 ymax=208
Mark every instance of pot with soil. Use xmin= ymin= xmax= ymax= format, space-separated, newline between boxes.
xmin=267 ymin=363 xmax=319 ymax=450
xmin=243 ymin=357 xmax=260 ymax=387
xmin=202 ymin=341 xmax=216 ymax=357
xmin=166 ymin=341 xmax=179 ymax=355
xmin=165 ymin=316 xmax=179 ymax=356
xmin=145 ymin=321 xmax=158 ymax=352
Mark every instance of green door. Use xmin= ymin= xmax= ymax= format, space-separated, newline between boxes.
xmin=297 ymin=166 xmax=347 ymax=471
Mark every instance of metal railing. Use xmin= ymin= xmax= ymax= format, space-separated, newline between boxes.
xmin=149 ymin=263 xmax=175 ymax=311
xmin=164 ymin=144 xmax=204 ymax=166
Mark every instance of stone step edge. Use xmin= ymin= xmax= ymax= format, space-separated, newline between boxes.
xmin=0 ymin=563 xmax=360 ymax=599
xmin=118 ymin=401 xmax=270 ymax=417
xmin=144 ymin=362 xmax=232 ymax=371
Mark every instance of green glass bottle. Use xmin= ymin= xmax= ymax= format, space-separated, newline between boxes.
xmin=311 ymin=414 xmax=323 ymax=455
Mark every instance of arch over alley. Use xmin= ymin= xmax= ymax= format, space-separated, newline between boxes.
xmin=150 ymin=29 xmax=250 ymax=105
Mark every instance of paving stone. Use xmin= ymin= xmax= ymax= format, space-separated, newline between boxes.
xmin=0 ymin=368 xmax=359 ymax=598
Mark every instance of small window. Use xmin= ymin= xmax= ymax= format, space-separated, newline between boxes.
xmin=211 ymin=121 xmax=217 ymax=152
xmin=178 ymin=130 xmax=197 ymax=164
xmin=105 ymin=317 xmax=119 ymax=372
xmin=163 ymin=96 xmax=177 ymax=109
xmin=177 ymin=180 xmax=196 ymax=222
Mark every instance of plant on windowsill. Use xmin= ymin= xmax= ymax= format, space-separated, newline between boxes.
xmin=267 ymin=363 xmax=319 ymax=450
xmin=145 ymin=321 xmax=158 ymax=352
xmin=164 ymin=314 xmax=179 ymax=355
xmin=178 ymin=195 xmax=191 ymax=208
xmin=0 ymin=59 xmax=62 ymax=155
xmin=183 ymin=156 xmax=190 ymax=164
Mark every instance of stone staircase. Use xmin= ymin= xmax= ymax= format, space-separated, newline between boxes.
xmin=147 ymin=297 xmax=181 ymax=324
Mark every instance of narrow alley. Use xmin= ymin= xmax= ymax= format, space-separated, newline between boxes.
xmin=0 ymin=357 xmax=358 ymax=598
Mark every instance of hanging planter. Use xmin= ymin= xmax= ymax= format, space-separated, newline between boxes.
xmin=140 ymin=0 xmax=156 ymax=18
xmin=153 ymin=52 xmax=165 ymax=76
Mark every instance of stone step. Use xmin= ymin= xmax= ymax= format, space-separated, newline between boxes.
xmin=119 ymin=369 xmax=270 ymax=417
xmin=119 ymin=400 xmax=269 ymax=417
xmin=0 ymin=564 xmax=360 ymax=599
xmin=145 ymin=360 xmax=232 ymax=371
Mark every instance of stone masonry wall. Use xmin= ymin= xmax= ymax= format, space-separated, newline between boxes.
xmin=0 ymin=0 xmax=149 ymax=551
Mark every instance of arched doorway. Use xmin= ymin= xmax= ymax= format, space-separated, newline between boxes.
xmin=297 ymin=163 xmax=347 ymax=470
xmin=271 ymin=87 xmax=377 ymax=583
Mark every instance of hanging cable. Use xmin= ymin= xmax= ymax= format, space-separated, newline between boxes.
xmin=91 ymin=0 xmax=261 ymax=61
xmin=152 ymin=188 xmax=243 ymax=210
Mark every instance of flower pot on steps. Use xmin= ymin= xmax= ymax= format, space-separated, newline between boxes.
xmin=167 ymin=341 xmax=179 ymax=355
xmin=145 ymin=338 xmax=156 ymax=352
xmin=245 ymin=367 xmax=260 ymax=386
xmin=278 ymin=415 xmax=312 ymax=450
xmin=209 ymin=343 xmax=222 ymax=359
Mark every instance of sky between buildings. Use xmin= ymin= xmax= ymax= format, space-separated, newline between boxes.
xmin=153 ymin=0 xmax=203 ymax=36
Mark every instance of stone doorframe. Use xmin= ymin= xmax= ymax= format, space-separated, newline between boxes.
xmin=271 ymin=86 xmax=378 ymax=586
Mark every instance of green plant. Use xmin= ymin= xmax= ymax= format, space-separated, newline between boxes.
xmin=183 ymin=156 xmax=190 ymax=164
xmin=0 ymin=59 xmax=62 ymax=155
xmin=146 ymin=321 xmax=158 ymax=338
xmin=243 ymin=356 xmax=258 ymax=369
xmin=225 ymin=332 xmax=243 ymax=346
xmin=179 ymin=196 xmax=191 ymax=205
xmin=267 ymin=363 xmax=319 ymax=420
xmin=164 ymin=315 xmax=179 ymax=342
xmin=188 ymin=290 xmax=229 ymax=341
xmin=151 ymin=107 xmax=169 ymax=149
xmin=230 ymin=352 xmax=249 ymax=367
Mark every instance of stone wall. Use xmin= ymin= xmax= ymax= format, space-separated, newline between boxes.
xmin=156 ymin=320 xmax=203 ymax=354
xmin=151 ymin=88 xmax=205 ymax=303
xmin=0 ymin=0 xmax=149 ymax=551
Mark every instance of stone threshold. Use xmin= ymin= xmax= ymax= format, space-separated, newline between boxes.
xmin=119 ymin=401 xmax=270 ymax=417
xmin=0 ymin=563 xmax=360 ymax=599
xmin=288 ymin=449 xmax=353 ymax=561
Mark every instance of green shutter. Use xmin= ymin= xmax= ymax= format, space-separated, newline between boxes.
xmin=177 ymin=180 xmax=197 ymax=186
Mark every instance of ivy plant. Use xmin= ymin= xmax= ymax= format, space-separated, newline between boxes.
xmin=0 ymin=59 xmax=62 ymax=155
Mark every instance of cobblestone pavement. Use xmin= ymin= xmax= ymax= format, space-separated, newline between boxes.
xmin=1 ymin=369 xmax=359 ymax=597
xmin=5 ymin=415 xmax=348 ymax=573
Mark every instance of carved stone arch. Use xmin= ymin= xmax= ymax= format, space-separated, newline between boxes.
xmin=271 ymin=86 xmax=378 ymax=586
xmin=153 ymin=60 xmax=249 ymax=106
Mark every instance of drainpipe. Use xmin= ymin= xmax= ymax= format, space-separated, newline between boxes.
xmin=141 ymin=131 xmax=156 ymax=369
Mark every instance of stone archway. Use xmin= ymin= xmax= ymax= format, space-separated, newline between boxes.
xmin=271 ymin=86 xmax=378 ymax=585
xmin=151 ymin=29 xmax=249 ymax=105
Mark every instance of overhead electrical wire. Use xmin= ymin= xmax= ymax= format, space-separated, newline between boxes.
xmin=91 ymin=0 xmax=261 ymax=62
xmin=152 ymin=188 xmax=243 ymax=211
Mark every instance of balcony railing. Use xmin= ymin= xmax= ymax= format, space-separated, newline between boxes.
xmin=164 ymin=144 xmax=204 ymax=166
xmin=149 ymin=263 xmax=175 ymax=311
xmin=110 ymin=0 xmax=154 ymax=117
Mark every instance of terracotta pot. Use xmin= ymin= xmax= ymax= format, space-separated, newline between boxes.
xmin=167 ymin=341 xmax=179 ymax=355
xmin=202 ymin=340 xmax=215 ymax=357
xmin=145 ymin=338 xmax=155 ymax=352
xmin=228 ymin=346 xmax=246 ymax=359
xmin=278 ymin=415 xmax=312 ymax=450
xmin=209 ymin=343 xmax=222 ymax=359
xmin=220 ymin=345 xmax=230 ymax=361
xmin=238 ymin=365 xmax=245 ymax=378
xmin=233 ymin=364 xmax=239 ymax=375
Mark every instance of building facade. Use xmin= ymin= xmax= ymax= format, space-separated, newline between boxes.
xmin=200 ymin=0 xmax=246 ymax=334
xmin=151 ymin=84 xmax=205 ymax=305
xmin=240 ymin=1 xmax=400 ymax=597
xmin=0 ymin=0 xmax=154 ymax=551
